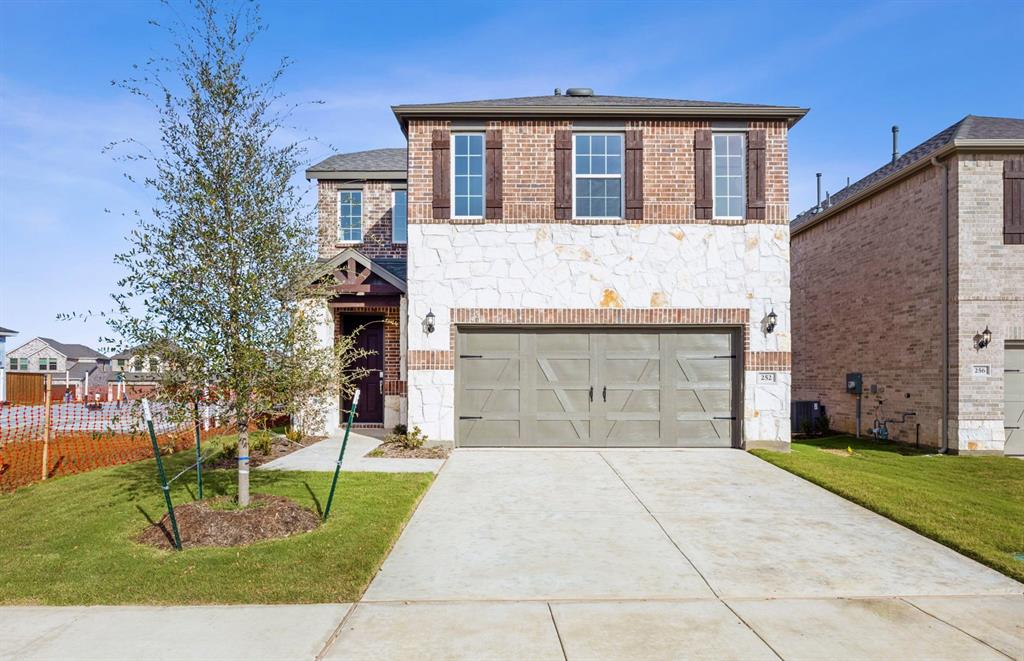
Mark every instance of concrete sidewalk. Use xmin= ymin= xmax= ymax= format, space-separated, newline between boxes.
xmin=4 ymin=449 xmax=1021 ymax=660
xmin=258 ymin=430 xmax=444 ymax=474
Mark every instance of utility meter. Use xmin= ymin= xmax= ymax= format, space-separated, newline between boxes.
xmin=846 ymin=372 xmax=863 ymax=395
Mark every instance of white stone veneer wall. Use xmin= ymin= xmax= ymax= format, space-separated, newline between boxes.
xmin=407 ymin=223 xmax=791 ymax=447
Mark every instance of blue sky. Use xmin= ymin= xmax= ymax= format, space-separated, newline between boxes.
xmin=2 ymin=0 xmax=1022 ymax=349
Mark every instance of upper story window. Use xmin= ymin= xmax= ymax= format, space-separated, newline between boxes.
xmin=116 ymin=359 xmax=126 ymax=370
xmin=452 ymin=133 xmax=484 ymax=218
xmin=392 ymin=190 xmax=408 ymax=244
xmin=149 ymin=358 xmax=159 ymax=372
xmin=38 ymin=357 xmax=57 ymax=371
xmin=9 ymin=357 xmax=28 ymax=371
xmin=574 ymin=133 xmax=623 ymax=218
xmin=713 ymin=133 xmax=745 ymax=219
xmin=338 ymin=190 xmax=363 ymax=243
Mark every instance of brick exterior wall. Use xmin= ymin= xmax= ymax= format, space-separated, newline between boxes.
xmin=407 ymin=119 xmax=789 ymax=225
xmin=792 ymin=152 xmax=1024 ymax=453
xmin=318 ymin=180 xmax=407 ymax=261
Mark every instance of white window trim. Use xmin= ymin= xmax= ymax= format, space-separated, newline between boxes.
xmin=337 ymin=189 xmax=363 ymax=244
xmin=392 ymin=190 xmax=408 ymax=244
xmin=712 ymin=131 xmax=746 ymax=221
xmin=572 ymin=132 xmax=625 ymax=220
xmin=451 ymin=132 xmax=486 ymax=220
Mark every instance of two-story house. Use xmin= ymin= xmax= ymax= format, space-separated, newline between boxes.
xmin=307 ymin=90 xmax=807 ymax=449
xmin=791 ymin=115 xmax=1024 ymax=455
xmin=6 ymin=337 xmax=111 ymax=401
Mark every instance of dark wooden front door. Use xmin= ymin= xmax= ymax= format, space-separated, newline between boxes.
xmin=342 ymin=314 xmax=385 ymax=424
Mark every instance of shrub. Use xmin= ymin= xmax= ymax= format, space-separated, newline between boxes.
xmin=384 ymin=425 xmax=427 ymax=450
xmin=251 ymin=433 xmax=272 ymax=456
xmin=285 ymin=427 xmax=303 ymax=443
xmin=816 ymin=412 xmax=831 ymax=435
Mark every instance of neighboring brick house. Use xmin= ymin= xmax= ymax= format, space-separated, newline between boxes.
xmin=6 ymin=337 xmax=112 ymax=401
xmin=307 ymin=90 xmax=807 ymax=449
xmin=791 ymin=115 xmax=1024 ymax=455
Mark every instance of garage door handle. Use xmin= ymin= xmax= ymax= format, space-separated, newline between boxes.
xmin=460 ymin=354 xmax=482 ymax=359
xmin=459 ymin=416 xmax=482 ymax=420
xmin=589 ymin=386 xmax=593 ymax=402
xmin=602 ymin=386 xmax=607 ymax=402
xmin=713 ymin=416 xmax=736 ymax=420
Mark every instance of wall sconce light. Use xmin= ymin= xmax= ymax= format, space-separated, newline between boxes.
xmin=765 ymin=309 xmax=778 ymax=334
xmin=977 ymin=325 xmax=992 ymax=349
xmin=422 ymin=310 xmax=436 ymax=335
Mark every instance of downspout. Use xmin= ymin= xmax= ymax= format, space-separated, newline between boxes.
xmin=931 ymin=156 xmax=950 ymax=454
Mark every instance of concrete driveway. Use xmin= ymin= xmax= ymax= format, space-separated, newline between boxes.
xmin=326 ymin=449 xmax=1023 ymax=660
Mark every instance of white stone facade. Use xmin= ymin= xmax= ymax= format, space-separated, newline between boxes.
xmin=406 ymin=222 xmax=791 ymax=447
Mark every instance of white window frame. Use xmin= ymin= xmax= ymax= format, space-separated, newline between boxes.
xmin=572 ymin=132 xmax=625 ymax=220
xmin=337 ymin=189 xmax=363 ymax=244
xmin=712 ymin=131 xmax=746 ymax=220
xmin=392 ymin=189 xmax=408 ymax=244
xmin=451 ymin=132 xmax=486 ymax=219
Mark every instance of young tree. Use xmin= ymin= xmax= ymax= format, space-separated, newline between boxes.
xmin=110 ymin=1 xmax=356 ymax=506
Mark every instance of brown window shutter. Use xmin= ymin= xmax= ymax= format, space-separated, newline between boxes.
xmin=485 ymin=129 xmax=503 ymax=219
xmin=1005 ymin=160 xmax=1024 ymax=245
xmin=431 ymin=129 xmax=450 ymax=220
xmin=694 ymin=129 xmax=713 ymax=220
xmin=554 ymin=129 xmax=572 ymax=220
xmin=746 ymin=130 xmax=767 ymax=220
xmin=624 ymin=129 xmax=644 ymax=220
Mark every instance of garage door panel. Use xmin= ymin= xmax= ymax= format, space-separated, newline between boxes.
xmin=457 ymin=328 xmax=736 ymax=448
xmin=1006 ymin=344 xmax=1023 ymax=456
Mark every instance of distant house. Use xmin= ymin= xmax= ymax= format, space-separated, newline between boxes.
xmin=110 ymin=346 xmax=165 ymax=398
xmin=7 ymin=337 xmax=111 ymax=401
xmin=0 ymin=326 xmax=17 ymax=403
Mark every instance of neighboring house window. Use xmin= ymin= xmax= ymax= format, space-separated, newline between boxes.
xmin=392 ymin=190 xmax=408 ymax=244
xmin=338 ymin=190 xmax=363 ymax=243
xmin=452 ymin=133 xmax=484 ymax=218
xmin=8 ymin=358 xmax=16 ymax=371
xmin=713 ymin=133 xmax=745 ymax=219
xmin=133 ymin=357 xmax=144 ymax=372
xmin=149 ymin=358 xmax=159 ymax=372
xmin=117 ymin=359 xmax=127 ymax=370
xmin=13 ymin=357 xmax=28 ymax=370
xmin=574 ymin=133 xmax=623 ymax=218
xmin=38 ymin=357 xmax=57 ymax=370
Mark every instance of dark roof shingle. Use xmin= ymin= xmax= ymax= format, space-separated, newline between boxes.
xmin=792 ymin=115 xmax=1024 ymax=231
xmin=306 ymin=148 xmax=406 ymax=178
xmin=38 ymin=338 xmax=108 ymax=360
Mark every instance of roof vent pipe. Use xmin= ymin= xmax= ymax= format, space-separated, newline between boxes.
xmin=554 ymin=88 xmax=562 ymax=96
xmin=892 ymin=125 xmax=900 ymax=164
xmin=816 ymin=172 xmax=822 ymax=210
xmin=565 ymin=87 xmax=594 ymax=97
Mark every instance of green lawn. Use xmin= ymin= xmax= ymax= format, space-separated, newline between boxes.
xmin=0 ymin=439 xmax=433 ymax=605
xmin=752 ymin=435 xmax=1024 ymax=583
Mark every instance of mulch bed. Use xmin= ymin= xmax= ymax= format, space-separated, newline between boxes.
xmin=367 ymin=442 xmax=450 ymax=459
xmin=138 ymin=494 xmax=320 ymax=549
xmin=208 ymin=434 xmax=317 ymax=469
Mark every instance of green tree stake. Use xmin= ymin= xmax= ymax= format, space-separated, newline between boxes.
xmin=144 ymin=399 xmax=182 ymax=550
xmin=193 ymin=398 xmax=203 ymax=500
xmin=323 ymin=390 xmax=360 ymax=521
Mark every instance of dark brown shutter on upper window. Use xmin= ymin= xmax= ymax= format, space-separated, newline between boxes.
xmin=431 ymin=129 xmax=450 ymax=220
xmin=485 ymin=129 xmax=503 ymax=219
xmin=746 ymin=129 xmax=767 ymax=220
xmin=1005 ymin=160 xmax=1024 ymax=245
xmin=554 ymin=129 xmax=573 ymax=220
xmin=625 ymin=129 xmax=644 ymax=220
xmin=694 ymin=129 xmax=713 ymax=220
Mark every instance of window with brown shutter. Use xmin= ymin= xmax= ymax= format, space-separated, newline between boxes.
xmin=485 ymin=129 xmax=503 ymax=220
xmin=625 ymin=129 xmax=644 ymax=220
xmin=694 ymin=129 xmax=713 ymax=220
xmin=554 ymin=129 xmax=573 ymax=220
xmin=431 ymin=129 xmax=450 ymax=219
xmin=746 ymin=130 xmax=766 ymax=220
xmin=1005 ymin=160 xmax=1024 ymax=245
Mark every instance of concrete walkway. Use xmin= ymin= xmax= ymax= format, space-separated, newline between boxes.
xmin=335 ymin=449 xmax=1023 ymax=660
xmin=4 ymin=449 xmax=1021 ymax=660
xmin=258 ymin=430 xmax=444 ymax=474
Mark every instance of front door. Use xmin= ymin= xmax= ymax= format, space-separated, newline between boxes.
xmin=342 ymin=314 xmax=385 ymax=424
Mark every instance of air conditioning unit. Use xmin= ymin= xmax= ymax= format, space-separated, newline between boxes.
xmin=791 ymin=400 xmax=825 ymax=434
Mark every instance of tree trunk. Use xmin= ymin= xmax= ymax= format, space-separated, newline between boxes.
xmin=237 ymin=413 xmax=250 ymax=507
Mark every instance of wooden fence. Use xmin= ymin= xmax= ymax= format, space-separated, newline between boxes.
xmin=5 ymin=373 xmax=45 ymax=405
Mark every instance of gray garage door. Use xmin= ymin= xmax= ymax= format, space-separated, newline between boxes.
xmin=456 ymin=328 xmax=737 ymax=447
xmin=1006 ymin=343 xmax=1024 ymax=456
